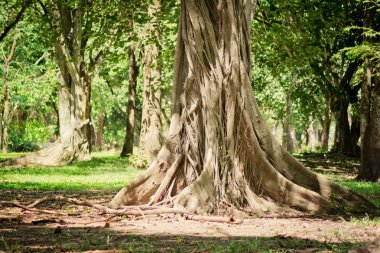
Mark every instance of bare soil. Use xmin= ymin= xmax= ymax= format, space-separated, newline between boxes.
xmin=0 ymin=189 xmax=379 ymax=252
xmin=1 ymin=154 xmax=380 ymax=252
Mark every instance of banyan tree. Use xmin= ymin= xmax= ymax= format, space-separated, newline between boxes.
xmin=110 ymin=0 xmax=377 ymax=215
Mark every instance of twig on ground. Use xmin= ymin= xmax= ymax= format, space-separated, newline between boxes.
xmin=0 ymin=200 xmax=65 ymax=215
xmin=2 ymin=196 xmax=242 ymax=224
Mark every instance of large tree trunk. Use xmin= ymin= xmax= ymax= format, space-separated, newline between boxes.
xmin=358 ymin=3 xmax=380 ymax=181
xmin=335 ymin=99 xmax=360 ymax=156
xmin=359 ymin=69 xmax=380 ymax=181
xmin=139 ymin=0 xmax=163 ymax=162
xmin=111 ymin=0 xmax=376 ymax=215
xmin=331 ymin=62 xmax=361 ymax=156
xmin=121 ymin=46 xmax=139 ymax=157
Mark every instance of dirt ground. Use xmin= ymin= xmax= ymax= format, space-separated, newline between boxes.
xmin=1 ymin=190 xmax=379 ymax=252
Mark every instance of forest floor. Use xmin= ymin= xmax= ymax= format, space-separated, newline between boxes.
xmin=0 ymin=152 xmax=379 ymax=252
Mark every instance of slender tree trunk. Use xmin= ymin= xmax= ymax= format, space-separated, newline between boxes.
xmin=111 ymin=0 xmax=376 ymax=215
xmin=307 ymin=120 xmax=316 ymax=151
xmin=283 ymin=88 xmax=297 ymax=153
xmin=320 ymin=97 xmax=332 ymax=151
xmin=121 ymin=46 xmax=139 ymax=157
xmin=2 ymin=79 xmax=10 ymax=155
xmin=321 ymin=117 xmax=331 ymax=151
xmin=337 ymin=99 xmax=351 ymax=153
xmin=140 ymin=0 xmax=163 ymax=162
xmin=1 ymin=40 xmax=16 ymax=155
xmin=96 ymin=112 xmax=105 ymax=151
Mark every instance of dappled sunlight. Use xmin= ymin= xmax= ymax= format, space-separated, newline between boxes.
xmin=0 ymin=215 xmax=376 ymax=252
xmin=0 ymin=153 xmax=144 ymax=191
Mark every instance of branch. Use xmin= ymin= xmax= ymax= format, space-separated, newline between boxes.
xmin=5 ymin=40 xmax=17 ymax=63
xmin=0 ymin=0 xmax=32 ymax=43
xmin=2 ymin=196 xmax=243 ymax=224
xmin=0 ymin=200 xmax=65 ymax=215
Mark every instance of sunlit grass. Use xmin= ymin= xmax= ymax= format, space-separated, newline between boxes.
xmin=0 ymin=152 xmax=27 ymax=160
xmin=337 ymin=181 xmax=380 ymax=208
xmin=1 ymin=151 xmax=379 ymax=208
xmin=0 ymin=152 xmax=143 ymax=191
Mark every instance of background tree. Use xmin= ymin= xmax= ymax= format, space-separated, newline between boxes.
xmin=1 ymin=0 xmax=124 ymax=166
xmin=352 ymin=0 xmax=380 ymax=181
xmin=1 ymin=39 xmax=17 ymax=155
xmin=139 ymin=0 xmax=163 ymax=162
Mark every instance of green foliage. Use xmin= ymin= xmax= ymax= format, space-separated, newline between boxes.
xmin=8 ymin=120 xmax=51 ymax=152
xmin=128 ymin=153 xmax=149 ymax=169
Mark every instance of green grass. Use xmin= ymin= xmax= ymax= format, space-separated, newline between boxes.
xmin=0 ymin=151 xmax=379 ymax=207
xmin=0 ymin=152 xmax=143 ymax=191
xmin=337 ymin=181 xmax=380 ymax=208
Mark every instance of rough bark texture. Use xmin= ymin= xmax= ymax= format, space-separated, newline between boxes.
xmin=359 ymin=71 xmax=380 ymax=181
xmin=315 ymin=95 xmax=332 ymax=151
xmin=320 ymin=105 xmax=332 ymax=151
xmin=331 ymin=62 xmax=361 ymax=156
xmin=358 ymin=3 xmax=380 ymax=181
xmin=111 ymin=0 xmax=377 ymax=215
xmin=283 ymin=88 xmax=298 ymax=153
xmin=95 ymin=112 xmax=105 ymax=151
xmin=121 ymin=46 xmax=139 ymax=157
xmin=140 ymin=0 xmax=163 ymax=162
xmin=1 ymin=40 xmax=16 ymax=155
xmin=306 ymin=120 xmax=316 ymax=151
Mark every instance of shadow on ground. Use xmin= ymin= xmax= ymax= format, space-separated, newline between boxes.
xmin=0 ymin=222 xmax=362 ymax=252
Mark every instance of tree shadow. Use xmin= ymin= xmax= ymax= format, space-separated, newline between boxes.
xmin=0 ymin=222 xmax=365 ymax=252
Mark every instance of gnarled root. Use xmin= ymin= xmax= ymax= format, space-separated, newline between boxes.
xmin=0 ymin=121 xmax=90 ymax=167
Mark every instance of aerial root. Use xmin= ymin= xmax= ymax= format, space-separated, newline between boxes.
xmin=148 ymin=154 xmax=183 ymax=205
xmin=0 ymin=196 xmax=242 ymax=224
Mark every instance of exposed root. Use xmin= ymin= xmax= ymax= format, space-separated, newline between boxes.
xmin=0 ymin=200 xmax=65 ymax=215
xmin=1 ymin=196 xmax=242 ymax=224
xmin=148 ymin=154 xmax=183 ymax=205
xmin=0 ymin=120 xmax=90 ymax=167
xmin=174 ymin=166 xmax=215 ymax=213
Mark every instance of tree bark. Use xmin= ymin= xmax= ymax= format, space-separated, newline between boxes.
xmin=111 ymin=0 xmax=377 ymax=215
xmin=332 ymin=62 xmax=361 ymax=156
xmin=0 ymin=1 xmax=92 ymax=167
xmin=1 ymin=40 xmax=16 ymax=155
xmin=121 ymin=46 xmax=139 ymax=157
xmin=359 ymin=70 xmax=380 ymax=181
xmin=358 ymin=3 xmax=380 ymax=181
xmin=283 ymin=87 xmax=298 ymax=153
xmin=306 ymin=120 xmax=316 ymax=151
xmin=96 ymin=112 xmax=105 ymax=151
xmin=140 ymin=0 xmax=163 ymax=162
xmin=319 ymin=95 xmax=332 ymax=151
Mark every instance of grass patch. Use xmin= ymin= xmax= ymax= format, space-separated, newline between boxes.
xmin=338 ymin=181 xmax=380 ymax=196
xmin=1 ymin=151 xmax=379 ymax=207
xmin=0 ymin=152 xmax=143 ymax=191
xmin=337 ymin=181 xmax=380 ymax=208
xmin=349 ymin=214 xmax=380 ymax=225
